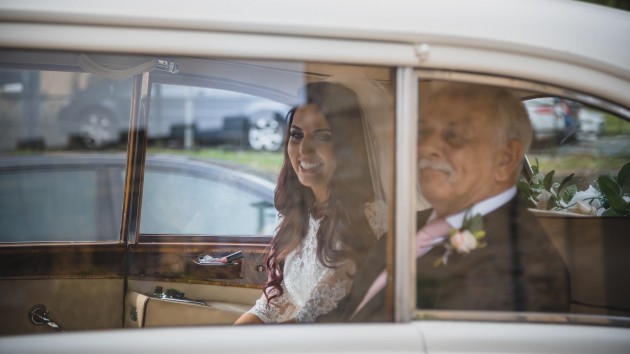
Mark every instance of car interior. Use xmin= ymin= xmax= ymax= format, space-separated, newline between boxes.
xmin=1 ymin=49 xmax=629 ymax=335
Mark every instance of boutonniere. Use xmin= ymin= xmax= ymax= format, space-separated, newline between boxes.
xmin=434 ymin=212 xmax=486 ymax=267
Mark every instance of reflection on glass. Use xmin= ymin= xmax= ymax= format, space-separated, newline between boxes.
xmin=523 ymin=97 xmax=630 ymax=216
xmin=142 ymin=83 xmax=291 ymax=237
xmin=0 ymin=68 xmax=127 ymax=243
xmin=140 ymin=170 xmax=276 ymax=235
xmin=414 ymin=83 xmax=630 ymax=324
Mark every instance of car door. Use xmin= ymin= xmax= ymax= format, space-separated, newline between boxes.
xmin=0 ymin=49 xmax=397 ymax=333
xmin=119 ymin=59 xmax=288 ymax=328
xmin=0 ymin=58 xmax=128 ymax=334
xmin=121 ymin=58 xmax=396 ymax=328
xmin=0 ymin=53 xmax=281 ymax=333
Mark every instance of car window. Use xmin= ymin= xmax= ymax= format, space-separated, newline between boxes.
xmin=138 ymin=63 xmax=395 ymax=242
xmin=415 ymin=77 xmax=630 ymax=324
xmin=0 ymin=167 xmax=121 ymax=242
xmin=522 ymin=96 xmax=629 ymax=211
xmin=0 ymin=50 xmax=396 ymax=335
xmin=521 ymin=97 xmax=630 ymax=319
xmin=0 ymin=68 xmax=128 ymax=243
xmin=139 ymin=168 xmax=276 ymax=235
xmin=141 ymin=81 xmax=287 ymax=237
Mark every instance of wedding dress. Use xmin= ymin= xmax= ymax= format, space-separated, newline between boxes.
xmin=249 ymin=201 xmax=387 ymax=323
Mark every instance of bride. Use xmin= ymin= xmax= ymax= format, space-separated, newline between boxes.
xmin=234 ymin=77 xmax=391 ymax=324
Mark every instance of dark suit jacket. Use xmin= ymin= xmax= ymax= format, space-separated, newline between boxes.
xmin=416 ymin=196 xmax=570 ymax=312
xmin=317 ymin=196 xmax=570 ymax=322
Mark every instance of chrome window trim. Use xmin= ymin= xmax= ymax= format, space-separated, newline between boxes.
xmin=394 ymin=66 xmax=418 ymax=322
xmin=121 ymin=72 xmax=151 ymax=245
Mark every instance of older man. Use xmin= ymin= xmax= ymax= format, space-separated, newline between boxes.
xmin=414 ymin=82 xmax=569 ymax=312
xmin=318 ymin=82 xmax=569 ymax=323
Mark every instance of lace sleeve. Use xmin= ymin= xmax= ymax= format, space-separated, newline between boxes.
xmin=364 ymin=200 xmax=388 ymax=238
xmin=247 ymin=214 xmax=298 ymax=323
xmin=248 ymin=283 xmax=296 ymax=323
xmin=293 ymin=258 xmax=356 ymax=323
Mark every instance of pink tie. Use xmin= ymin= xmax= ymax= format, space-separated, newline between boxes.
xmin=351 ymin=218 xmax=451 ymax=319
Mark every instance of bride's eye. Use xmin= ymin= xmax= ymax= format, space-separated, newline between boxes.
xmin=315 ymin=133 xmax=333 ymax=142
xmin=289 ymin=130 xmax=303 ymax=140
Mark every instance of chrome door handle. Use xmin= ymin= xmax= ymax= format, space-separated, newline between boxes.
xmin=152 ymin=286 xmax=206 ymax=306
xmin=29 ymin=304 xmax=65 ymax=333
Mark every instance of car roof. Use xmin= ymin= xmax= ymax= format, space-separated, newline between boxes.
xmin=1 ymin=0 xmax=629 ymax=106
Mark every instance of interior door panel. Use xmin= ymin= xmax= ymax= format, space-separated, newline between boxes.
xmin=125 ymin=241 xmax=268 ymax=327
xmin=0 ymin=52 xmax=277 ymax=335
xmin=0 ymin=245 xmax=125 ymax=335
xmin=128 ymin=241 xmax=268 ymax=286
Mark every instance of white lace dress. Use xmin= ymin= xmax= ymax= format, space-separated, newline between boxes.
xmin=248 ymin=201 xmax=387 ymax=323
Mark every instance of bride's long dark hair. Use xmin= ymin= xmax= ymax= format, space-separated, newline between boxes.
xmin=264 ymin=81 xmax=378 ymax=301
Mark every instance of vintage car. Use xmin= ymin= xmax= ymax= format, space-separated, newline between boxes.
xmin=0 ymin=0 xmax=629 ymax=353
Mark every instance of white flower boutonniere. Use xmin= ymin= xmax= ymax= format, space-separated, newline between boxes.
xmin=434 ymin=212 xmax=486 ymax=267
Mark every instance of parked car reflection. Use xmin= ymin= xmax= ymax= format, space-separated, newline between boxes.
xmin=524 ymin=97 xmax=605 ymax=144
xmin=57 ymin=77 xmax=290 ymax=151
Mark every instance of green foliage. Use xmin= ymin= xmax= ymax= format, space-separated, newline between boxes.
xmin=519 ymin=159 xmax=630 ymax=216
xmin=518 ymin=158 xmax=577 ymax=210
xmin=578 ymin=0 xmax=630 ymax=11
xmin=596 ymin=162 xmax=630 ymax=216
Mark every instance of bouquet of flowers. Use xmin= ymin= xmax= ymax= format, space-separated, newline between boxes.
xmin=518 ymin=159 xmax=630 ymax=216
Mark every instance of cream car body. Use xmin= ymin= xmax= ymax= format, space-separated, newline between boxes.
xmin=0 ymin=0 xmax=629 ymax=353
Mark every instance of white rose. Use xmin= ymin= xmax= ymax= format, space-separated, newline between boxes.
xmin=532 ymin=173 xmax=544 ymax=185
xmin=450 ymin=230 xmax=477 ymax=254
xmin=566 ymin=186 xmax=601 ymax=215
xmin=569 ymin=199 xmax=597 ymax=215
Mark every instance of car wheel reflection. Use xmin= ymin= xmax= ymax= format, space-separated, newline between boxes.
xmin=247 ymin=111 xmax=284 ymax=151
xmin=79 ymin=108 xmax=118 ymax=149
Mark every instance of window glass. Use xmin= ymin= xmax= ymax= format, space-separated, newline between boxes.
xmin=0 ymin=68 xmax=127 ymax=243
xmin=415 ymin=79 xmax=630 ymax=323
xmin=0 ymin=51 xmax=396 ymax=335
xmin=133 ymin=59 xmax=396 ymax=326
xmin=140 ymin=62 xmax=395 ymax=243
xmin=523 ymin=97 xmax=630 ymax=216
xmin=139 ymin=170 xmax=276 ymax=235
xmin=140 ymin=81 xmax=288 ymax=236
xmin=522 ymin=96 xmax=630 ymax=318
xmin=1 ymin=170 xmax=100 ymax=241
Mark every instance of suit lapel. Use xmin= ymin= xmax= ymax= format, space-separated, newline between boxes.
xmin=416 ymin=199 xmax=516 ymax=309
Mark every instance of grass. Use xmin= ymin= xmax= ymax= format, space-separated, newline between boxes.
xmin=603 ymin=114 xmax=630 ymax=135
xmin=148 ymin=147 xmax=284 ymax=181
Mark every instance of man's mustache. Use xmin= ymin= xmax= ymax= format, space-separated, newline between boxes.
xmin=418 ymin=158 xmax=454 ymax=176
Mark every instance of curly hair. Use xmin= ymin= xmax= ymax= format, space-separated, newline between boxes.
xmin=264 ymin=81 xmax=378 ymax=301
